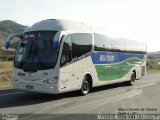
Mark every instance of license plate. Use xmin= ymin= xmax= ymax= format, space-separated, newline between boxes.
xmin=26 ymin=85 xmax=33 ymax=89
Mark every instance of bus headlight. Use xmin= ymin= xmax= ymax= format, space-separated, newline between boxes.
xmin=43 ymin=76 xmax=58 ymax=84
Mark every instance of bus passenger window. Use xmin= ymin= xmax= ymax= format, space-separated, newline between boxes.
xmin=71 ymin=33 xmax=92 ymax=59
xmin=60 ymin=36 xmax=72 ymax=66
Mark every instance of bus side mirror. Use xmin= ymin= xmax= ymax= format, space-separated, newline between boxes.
xmin=5 ymin=33 xmax=23 ymax=49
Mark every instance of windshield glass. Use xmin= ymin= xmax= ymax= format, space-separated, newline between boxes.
xmin=14 ymin=31 xmax=59 ymax=71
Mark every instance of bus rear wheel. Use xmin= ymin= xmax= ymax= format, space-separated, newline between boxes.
xmin=128 ymin=72 xmax=136 ymax=86
xmin=81 ymin=76 xmax=91 ymax=95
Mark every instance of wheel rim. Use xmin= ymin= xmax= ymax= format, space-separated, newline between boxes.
xmin=131 ymin=73 xmax=135 ymax=84
xmin=82 ymin=80 xmax=89 ymax=93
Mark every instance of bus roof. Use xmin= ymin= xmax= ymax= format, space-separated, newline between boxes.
xmin=24 ymin=19 xmax=92 ymax=33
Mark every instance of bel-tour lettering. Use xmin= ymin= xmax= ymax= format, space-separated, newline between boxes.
xmin=100 ymin=55 xmax=115 ymax=62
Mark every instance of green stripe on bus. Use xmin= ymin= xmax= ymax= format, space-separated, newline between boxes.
xmin=95 ymin=58 xmax=142 ymax=81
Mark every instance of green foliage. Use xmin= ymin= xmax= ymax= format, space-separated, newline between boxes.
xmin=147 ymin=59 xmax=160 ymax=70
xmin=147 ymin=52 xmax=160 ymax=71
xmin=0 ymin=47 xmax=15 ymax=61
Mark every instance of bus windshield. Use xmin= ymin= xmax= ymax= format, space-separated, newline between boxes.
xmin=14 ymin=31 xmax=59 ymax=71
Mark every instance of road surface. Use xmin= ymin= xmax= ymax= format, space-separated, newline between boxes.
xmin=0 ymin=74 xmax=160 ymax=120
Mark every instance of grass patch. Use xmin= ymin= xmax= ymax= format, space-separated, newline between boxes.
xmin=0 ymin=61 xmax=13 ymax=88
xmin=146 ymin=59 xmax=160 ymax=74
xmin=0 ymin=61 xmax=13 ymax=68
xmin=0 ymin=47 xmax=15 ymax=61
xmin=146 ymin=69 xmax=160 ymax=74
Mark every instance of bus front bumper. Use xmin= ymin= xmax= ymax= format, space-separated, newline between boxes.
xmin=13 ymin=82 xmax=59 ymax=94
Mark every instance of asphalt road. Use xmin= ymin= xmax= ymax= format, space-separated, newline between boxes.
xmin=0 ymin=74 xmax=160 ymax=120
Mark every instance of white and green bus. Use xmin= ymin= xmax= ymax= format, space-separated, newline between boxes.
xmin=5 ymin=19 xmax=147 ymax=95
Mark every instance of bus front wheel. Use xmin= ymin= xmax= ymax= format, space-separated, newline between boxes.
xmin=81 ymin=76 xmax=91 ymax=95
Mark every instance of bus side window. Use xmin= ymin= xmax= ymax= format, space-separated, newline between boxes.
xmin=60 ymin=36 xmax=72 ymax=66
xmin=71 ymin=33 xmax=92 ymax=59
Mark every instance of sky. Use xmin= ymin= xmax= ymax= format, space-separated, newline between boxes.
xmin=0 ymin=0 xmax=160 ymax=52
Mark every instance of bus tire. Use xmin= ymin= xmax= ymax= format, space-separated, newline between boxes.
xmin=128 ymin=72 xmax=136 ymax=86
xmin=80 ymin=76 xmax=91 ymax=95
